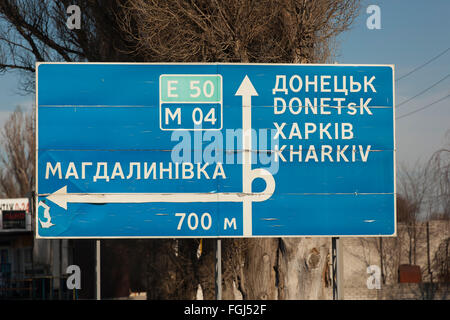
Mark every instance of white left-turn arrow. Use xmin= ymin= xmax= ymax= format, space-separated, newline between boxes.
xmin=45 ymin=184 xmax=275 ymax=210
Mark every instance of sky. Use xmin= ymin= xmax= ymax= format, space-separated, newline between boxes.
xmin=0 ymin=0 xmax=449 ymax=167
xmin=336 ymin=0 xmax=450 ymax=166
xmin=0 ymin=70 xmax=34 ymax=128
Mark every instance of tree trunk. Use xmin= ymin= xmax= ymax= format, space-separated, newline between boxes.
xmin=277 ymin=238 xmax=330 ymax=299
xmin=233 ymin=237 xmax=330 ymax=300
xmin=195 ymin=239 xmax=216 ymax=300
xmin=241 ymin=238 xmax=279 ymax=299
xmin=146 ymin=239 xmax=198 ymax=300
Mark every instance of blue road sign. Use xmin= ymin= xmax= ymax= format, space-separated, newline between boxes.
xmin=36 ymin=63 xmax=396 ymax=238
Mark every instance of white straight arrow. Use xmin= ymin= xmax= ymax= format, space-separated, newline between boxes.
xmin=235 ymin=75 xmax=259 ymax=237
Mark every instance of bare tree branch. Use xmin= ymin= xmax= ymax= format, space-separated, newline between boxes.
xmin=0 ymin=0 xmax=143 ymax=93
xmin=119 ymin=0 xmax=360 ymax=64
xmin=0 ymin=107 xmax=35 ymax=198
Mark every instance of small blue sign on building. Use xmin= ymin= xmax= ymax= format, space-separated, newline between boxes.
xmin=36 ymin=63 xmax=396 ymax=238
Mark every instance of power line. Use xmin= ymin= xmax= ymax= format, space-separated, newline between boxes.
xmin=395 ymin=47 xmax=450 ymax=82
xmin=396 ymin=93 xmax=450 ymax=120
xmin=397 ymin=73 xmax=450 ymax=108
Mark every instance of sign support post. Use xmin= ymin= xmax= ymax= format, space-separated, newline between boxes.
xmin=332 ymin=237 xmax=344 ymax=300
xmin=96 ymin=240 xmax=101 ymax=300
xmin=215 ymin=238 xmax=222 ymax=300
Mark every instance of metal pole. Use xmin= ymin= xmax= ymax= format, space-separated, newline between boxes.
xmin=332 ymin=237 xmax=337 ymax=300
xmin=58 ymin=239 xmax=62 ymax=300
xmin=337 ymin=237 xmax=344 ymax=300
xmin=215 ymin=239 xmax=222 ymax=300
xmin=96 ymin=240 xmax=101 ymax=300
xmin=332 ymin=237 xmax=344 ymax=300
